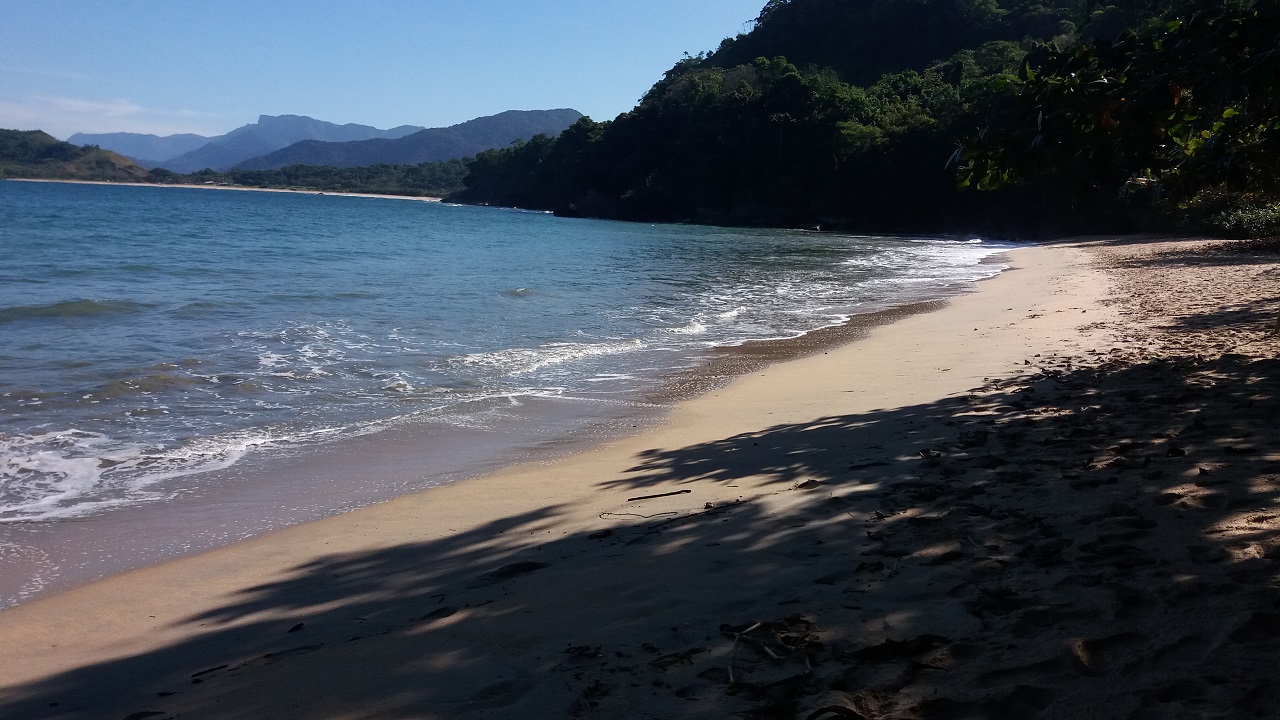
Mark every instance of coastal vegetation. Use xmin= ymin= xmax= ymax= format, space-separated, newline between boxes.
xmin=452 ymin=0 xmax=1280 ymax=237
xmin=960 ymin=0 xmax=1280 ymax=236
xmin=0 ymin=130 xmax=149 ymax=182
xmin=155 ymin=160 xmax=470 ymax=197
xmin=8 ymin=0 xmax=1278 ymax=237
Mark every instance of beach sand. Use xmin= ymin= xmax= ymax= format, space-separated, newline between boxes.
xmin=0 ymin=236 xmax=1277 ymax=719
xmin=7 ymin=177 xmax=444 ymax=202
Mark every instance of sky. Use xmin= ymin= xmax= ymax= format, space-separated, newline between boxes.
xmin=0 ymin=0 xmax=766 ymax=140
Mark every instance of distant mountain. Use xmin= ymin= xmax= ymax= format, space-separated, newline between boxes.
xmin=150 ymin=115 xmax=426 ymax=173
xmin=1 ymin=129 xmax=149 ymax=181
xmin=233 ymin=109 xmax=585 ymax=171
xmin=66 ymin=131 xmax=210 ymax=166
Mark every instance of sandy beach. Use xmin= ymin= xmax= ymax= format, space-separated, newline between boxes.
xmin=1 ymin=236 xmax=1277 ymax=719
xmin=8 ymin=178 xmax=444 ymax=202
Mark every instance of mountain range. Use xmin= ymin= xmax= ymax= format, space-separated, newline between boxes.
xmin=69 ymin=110 xmax=584 ymax=173
xmin=70 ymin=115 xmax=423 ymax=171
xmin=233 ymin=109 xmax=584 ymax=170
xmin=64 ymin=132 xmax=210 ymax=166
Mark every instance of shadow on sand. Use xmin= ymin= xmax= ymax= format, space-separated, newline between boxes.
xmin=3 ymin=330 xmax=1278 ymax=719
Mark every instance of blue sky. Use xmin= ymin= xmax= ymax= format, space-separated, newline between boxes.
xmin=0 ymin=0 xmax=766 ymax=140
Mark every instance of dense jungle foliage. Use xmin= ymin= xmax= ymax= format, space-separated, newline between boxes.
xmin=454 ymin=0 xmax=1279 ymax=237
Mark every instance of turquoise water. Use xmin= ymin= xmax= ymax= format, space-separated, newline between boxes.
xmin=0 ymin=181 xmax=1014 ymax=524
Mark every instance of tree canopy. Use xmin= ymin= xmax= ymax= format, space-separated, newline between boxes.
xmin=960 ymin=0 xmax=1280 ymax=233
xmin=451 ymin=0 xmax=1280 ymax=237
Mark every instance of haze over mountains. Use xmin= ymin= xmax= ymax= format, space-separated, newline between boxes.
xmin=234 ymin=109 xmax=584 ymax=170
xmin=63 ymin=132 xmax=210 ymax=166
xmin=69 ymin=109 xmax=584 ymax=173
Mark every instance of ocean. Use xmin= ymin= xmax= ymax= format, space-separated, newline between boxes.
xmin=0 ymin=180 xmax=1015 ymax=604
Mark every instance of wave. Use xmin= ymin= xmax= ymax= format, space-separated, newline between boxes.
xmin=0 ymin=429 xmax=162 ymax=521
xmin=666 ymin=320 xmax=707 ymax=335
xmin=453 ymin=339 xmax=645 ymax=376
xmin=0 ymin=299 xmax=152 ymax=324
xmin=0 ymin=422 xmax=380 ymax=522
xmin=167 ymin=300 xmax=253 ymax=318
xmin=96 ymin=371 xmax=209 ymax=399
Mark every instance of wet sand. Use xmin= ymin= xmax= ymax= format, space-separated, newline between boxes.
xmin=0 ymin=288 xmax=960 ymax=609
xmin=0 ymin=392 xmax=673 ymax=608
xmin=1 ymin=236 xmax=1277 ymax=719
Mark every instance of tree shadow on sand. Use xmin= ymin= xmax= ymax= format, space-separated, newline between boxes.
xmin=2 ymin=347 xmax=1279 ymax=719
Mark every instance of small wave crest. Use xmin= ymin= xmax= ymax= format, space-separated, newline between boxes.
xmin=0 ymin=299 xmax=151 ymax=325
xmin=453 ymin=339 xmax=644 ymax=376
xmin=0 ymin=423 xmax=371 ymax=522
xmin=1 ymin=429 xmax=161 ymax=521
xmin=97 ymin=371 xmax=209 ymax=399
xmin=667 ymin=320 xmax=707 ymax=335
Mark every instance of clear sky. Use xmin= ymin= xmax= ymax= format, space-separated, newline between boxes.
xmin=0 ymin=0 xmax=766 ymax=140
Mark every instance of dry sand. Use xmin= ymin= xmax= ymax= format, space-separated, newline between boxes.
xmin=0 ymin=236 xmax=1277 ymax=719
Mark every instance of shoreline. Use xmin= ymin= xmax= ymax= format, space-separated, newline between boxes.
xmin=2 ymin=237 xmax=1277 ymax=718
xmin=0 ymin=281 xmax=992 ymax=608
xmin=4 ymin=177 xmax=444 ymax=203
xmin=0 ymin=241 xmax=1084 ymax=706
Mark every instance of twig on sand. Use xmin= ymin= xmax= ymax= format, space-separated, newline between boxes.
xmin=623 ymin=504 xmax=734 ymax=545
xmin=729 ymin=621 xmax=762 ymax=684
xmin=599 ymin=511 xmax=679 ymax=520
xmin=625 ymin=489 xmax=692 ymax=502
xmin=740 ymin=633 xmax=781 ymax=660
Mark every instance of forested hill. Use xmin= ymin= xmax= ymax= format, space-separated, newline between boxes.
xmin=704 ymin=0 xmax=1163 ymax=87
xmin=0 ymin=130 xmax=149 ymax=182
xmin=453 ymin=0 xmax=1279 ymax=238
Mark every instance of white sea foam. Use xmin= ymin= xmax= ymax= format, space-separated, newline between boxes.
xmin=586 ymin=373 xmax=638 ymax=383
xmin=258 ymin=352 xmax=287 ymax=368
xmin=452 ymin=339 xmax=645 ymax=376
xmin=1 ymin=430 xmax=162 ymax=520
xmin=0 ymin=422 xmax=388 ymax=522
xmin=383 ymin=376 xmax=415 ymax=392
xmin=668 ymin=320 xmax=707 ymax=335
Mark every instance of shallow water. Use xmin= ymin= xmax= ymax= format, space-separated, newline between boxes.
xmin=0 ymin=181 xmax=1014 ymax=523
xmin=0 ymin=180 xmax=1015 ymax=604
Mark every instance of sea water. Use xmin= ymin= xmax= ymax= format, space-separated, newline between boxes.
xmin=0 ymin=180 xmax=1015 ymax=602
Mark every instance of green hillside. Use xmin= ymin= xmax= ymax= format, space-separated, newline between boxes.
xmin=452 ymin=0 xmax=1276 ymax=237
xmin=0 ymin=129 xmax=150 ymax=182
